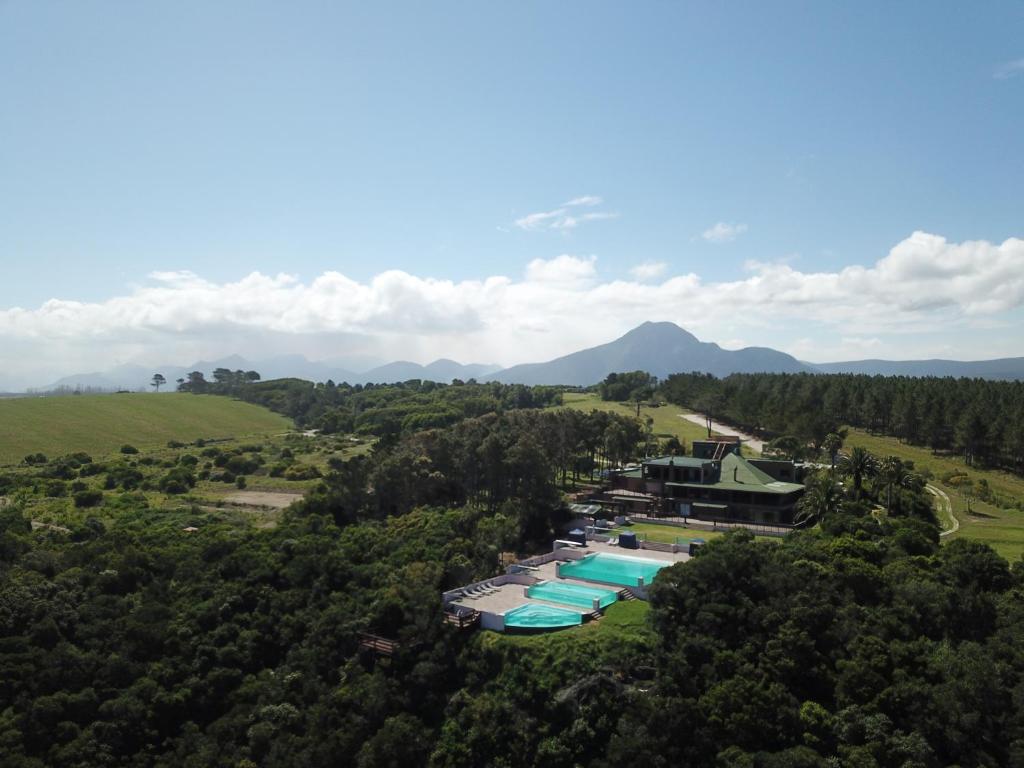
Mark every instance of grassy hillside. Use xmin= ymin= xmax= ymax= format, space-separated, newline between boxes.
xmin=0 ymin=393 xmax=292 ymax=465
xmin=844 ymin=428 xmax=1024 ymax=561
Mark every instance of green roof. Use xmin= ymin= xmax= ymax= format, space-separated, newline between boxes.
xmin=667 ymin=453 xmax=804 ymax=495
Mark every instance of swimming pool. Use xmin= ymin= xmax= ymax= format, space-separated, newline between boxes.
xmin=527 ymin=580 xmax=619 ymax=610
xmin=504 ymin=602 xmax=583 ymax=629
xmin=558 ymin=552 xmax=671 ymax=587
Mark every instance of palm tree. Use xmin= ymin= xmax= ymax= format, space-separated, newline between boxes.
xmin=795 ymin=472 xmax=842 ymax=525
xmin=878 ymin=455 xmax=919 ymax=511
xmin=842 ymin=446 xmax=877 ymax=501
xmin=822 ymin=432 xmax=843 ymax=474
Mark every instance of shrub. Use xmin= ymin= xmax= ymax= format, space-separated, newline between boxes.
xmin=179 ymin=454 xmax=199 ymax=467
xmin=23 ymin=453 xmax=47 ymax=466
xmin=167 ymin=440 xmax=185 ymax=449
xmin=235 ymin=475 xmax=247 ymax=489
xmin=120 ymin=444 xmax=139 ymax=455
xmin=159 ymin=467 xmax=196 ymax=495
xmin=283 ymin=464 xmax=322 ymax=481
xmin=44 ymin=480 xmax=68 ymax=498
xmin=73 ymin=490 xmax=104 ymax=508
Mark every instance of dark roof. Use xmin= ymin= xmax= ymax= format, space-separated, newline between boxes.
xmin=643 ymin=455 xmax=710 ymax=469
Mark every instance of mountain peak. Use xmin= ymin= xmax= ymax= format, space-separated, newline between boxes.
xmin=485 ymin=322 xmax=810 ymax=385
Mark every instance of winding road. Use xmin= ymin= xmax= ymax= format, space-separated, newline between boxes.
xmin=927 ymin=484 xmax=958 ymax=536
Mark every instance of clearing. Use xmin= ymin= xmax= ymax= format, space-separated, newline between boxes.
xmin=222 ymin=491 xmax=304 ymax=509
xmin=0 ymin=393 xmax=291 ymax=464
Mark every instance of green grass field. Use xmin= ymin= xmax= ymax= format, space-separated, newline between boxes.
xmin=844 ymin=428 xmax=1024 ymax=561
xmin=0 ymin=393 xmax=292 ymax=465
xmin=559 ymin=392 xmax=735 ymax=453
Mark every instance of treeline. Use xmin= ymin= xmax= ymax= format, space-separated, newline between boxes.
xmin=659 ymin=371 xmax=1024 ymax=473
xmin=181 ymin=375 xmax=564 ymax=437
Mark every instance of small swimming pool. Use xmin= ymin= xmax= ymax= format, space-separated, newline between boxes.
xmin=504 ymin=603 xmax=583 ymax=629
xmin=558 ymin=552 xmax=671 ymax=587
xmin=527 ymin=580 xmax=619 ymax=610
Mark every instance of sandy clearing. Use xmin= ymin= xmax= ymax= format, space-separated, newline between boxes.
xmin=223 ymin=491 xmax=304 ymax=509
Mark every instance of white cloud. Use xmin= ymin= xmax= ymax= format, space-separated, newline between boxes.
xmin=702 ymin=221 xmax=748 ymax=243
xmin=1 ymin=232 xmax=1023 ymax=388
xmin=629 ymin=261 xmax=668 ymax=281
xmin=550 ymin=212 xmax=619 ymax=230
xmin=514 ymin=196 xmax=618 ymax=231
xmin=563 ymin=195 xmax=602 ymax=207
xmin=524 ymin=254 xmax=597 ymax=284
xmin=994 ymin=58 xmax=1024 ymax=79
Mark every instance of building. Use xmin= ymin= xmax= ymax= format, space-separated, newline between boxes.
xmin=611 ymin=439 xmax=805 ymax=525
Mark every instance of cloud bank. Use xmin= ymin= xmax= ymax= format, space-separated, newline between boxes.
xmin=1 ymin=232 xmax=1022 ymax=389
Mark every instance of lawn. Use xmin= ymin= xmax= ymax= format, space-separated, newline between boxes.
xmin=844 ymin=428 xmax=1024 ymax=561
xmin=0 ymin=393 xmax=292 ymax=465
xmin=559 ymin=392 xmax=745 ymax=454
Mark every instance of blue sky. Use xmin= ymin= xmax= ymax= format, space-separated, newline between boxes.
xmin=0 ymin=2 xmax=1022 ymax=388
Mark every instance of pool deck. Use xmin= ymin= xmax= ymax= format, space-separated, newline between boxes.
xmin=451 ymin=583 xmax=590 ymax=618
xmin=450 ymin=541 xmax=689 ymax=619
xmin=581 ymin=539 xmax=691 ymax=565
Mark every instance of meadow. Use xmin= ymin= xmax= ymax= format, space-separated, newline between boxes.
xmin=0 ymin=392 xmax=291 ymax=465
xmin=844 ymin=428 xmax=1024 ymax=560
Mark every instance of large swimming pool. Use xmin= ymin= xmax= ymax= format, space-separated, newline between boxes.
xmin=527 ymin=580 xmax=619 ymax=610
xmin=558 ymin=552 xmax=671 ymax=587
xmin=504 ymin=602 xmax=583 ymax=629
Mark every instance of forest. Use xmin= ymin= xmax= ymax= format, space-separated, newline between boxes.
xmin=2 ymin=376 xmax=1024 ymax=766
xmin=655 ymin=372 xmax=1024 ymax=474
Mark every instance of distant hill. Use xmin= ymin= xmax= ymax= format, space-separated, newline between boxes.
xmin=485 ymin=322 xmax=812 ymax=385
xmin=38 ymin=355 xmax=499 ymax=392
xmin=812 ymin=357 xmax=1024 ymax=380
xmin=360 ymin=359 xmax=501 ymax=383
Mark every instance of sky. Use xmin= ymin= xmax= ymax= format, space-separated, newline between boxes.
xmin=0 ymin=1 xmax=1022 ymax=389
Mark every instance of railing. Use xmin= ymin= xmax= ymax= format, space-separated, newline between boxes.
xmin=444 ymin=610 xmax=480 ymax=630
xmin=358 ymin=632 xmax=400 ymax=656
xmin=630 ymin=512 xmax=793 ymax=538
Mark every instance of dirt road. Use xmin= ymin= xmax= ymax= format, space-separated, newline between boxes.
xmin=679 ymin=414 xmax=766 ymax=453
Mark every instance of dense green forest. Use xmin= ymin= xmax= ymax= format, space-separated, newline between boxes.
xmin=3 ymin=376 xmax=1024 ymax=766
xmin=656 ymin=372 xmax=1024 ymax=473
xmin=179 ymin=370 xmax=563 ymax=438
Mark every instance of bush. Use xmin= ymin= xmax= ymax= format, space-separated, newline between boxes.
xmin=283 ymin=464 xmax=321 ymax=481
xmin=23 ymin=453 xmax=47 ymax=466
xmin=235 ymin=475 xmax=247 ymax=489
xmin=179 ymin=454 xmax=199 ymax=467
xmin=73 ymin=490 xmax=104 ymax=508
xmin=44 ymin=480 xmax=68 ymax=497
xmin=120 ymin=444 xmax=139 ymax=455
xmin=167 ymin=440 xmax=185 ymax=449
xmin=159 ymin=467 xmax=196 ymax=495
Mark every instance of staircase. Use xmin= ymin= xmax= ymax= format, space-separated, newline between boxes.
xmin=711 ymin=440 xmax=728 ymax=461
xmin=618 ymin=589 xmax=638 ymax=602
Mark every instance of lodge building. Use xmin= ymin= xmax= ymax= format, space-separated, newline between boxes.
xmin=609 ymin=438 xmax=806 ymax=525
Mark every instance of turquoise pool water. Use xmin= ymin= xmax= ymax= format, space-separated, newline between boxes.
xmin=504 ymin=603 xmax=583 ymax=629
xmin=558 ymin=552 xmax=670 ymax=587
xmin=527 ymin=581 xmax=619 ymax=610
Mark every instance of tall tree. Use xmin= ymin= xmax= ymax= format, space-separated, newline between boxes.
xmin=150 ymin=373 xmax=166 ymax=392
xmin=843 ymin=446 xmax=877 ymax=500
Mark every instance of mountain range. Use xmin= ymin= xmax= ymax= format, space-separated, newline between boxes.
xmin=33 ymin=321 xmax=1024 ymax=391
